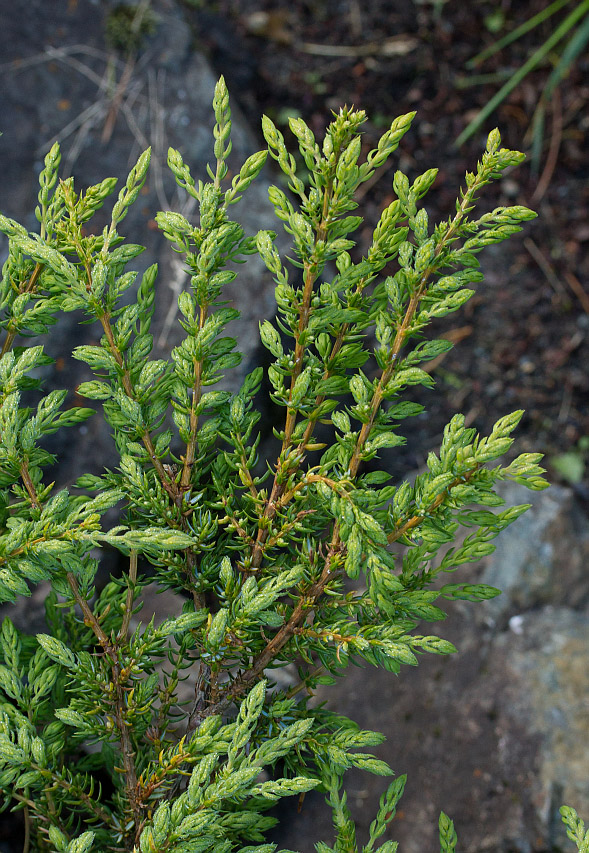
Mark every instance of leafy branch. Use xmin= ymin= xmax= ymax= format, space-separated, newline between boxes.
xmin=0 ymin=75 xmax=578 ymax=853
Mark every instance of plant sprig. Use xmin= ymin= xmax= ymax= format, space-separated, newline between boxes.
xmin=0 ymin=76 xmax=575 ymax=853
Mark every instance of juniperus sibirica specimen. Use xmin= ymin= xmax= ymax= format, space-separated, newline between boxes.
xmin=0 ymin=77 xmax=584 ymax=853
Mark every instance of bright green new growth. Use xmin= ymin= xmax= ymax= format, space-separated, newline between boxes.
xmin=0 ymin=76 xmax=579 ymax=852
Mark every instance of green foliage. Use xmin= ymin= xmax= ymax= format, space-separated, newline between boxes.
xmin=561 ymin=806 xmax=589 ymax=853
xmin=0 ymin=75 xmax=580 ymax=852
xmin=438 ymin=812 xmax=457 ymax=853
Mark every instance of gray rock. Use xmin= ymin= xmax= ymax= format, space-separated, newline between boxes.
xmin=0 ymin=0 xmax=281 ymax=486
xmin=479 ymin=481 xmax=589 ymax=625
xmin=0 ymin=582 xmax=50 ymax=637
xmin=492 ymin=606 xmax=589 ymax=852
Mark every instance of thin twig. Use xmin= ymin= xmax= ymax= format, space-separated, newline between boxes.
xmin=286 ymin=665 xmax=326 ymax=698
xmin=248 ymin=166 xmax=338 ymax=571
xmin=148 ymin=67 xmax=171 ymax=212
xmin=22 ymin=805 xmax=31 ymax=853
xmin=117 ymin=550 xmax=138 ymax=642
xmin=121 ymin=89 xmax=151 ymax=150
xmin=0 ymin=43 xmax=126 ymax=77
xmin=388 ymin=468 xmax=478 ymax=545
xmin=67 ymin=572 xmax=111 ymax=650
xmin=1 ymin=263 xmax=44 ymax=357
xmin=20 ymin=462 xmax=41 ymax=511
xmin=564 ymin=270 xmax=589 ymax=315
xmin=66 ymin=570 xmax=142 ymax=839
xmin=523 ymin=237 xmax=568 ymax=299
xmin=195 ymin=546 xmax=344 ymax=724
xmin=101 ymin=0 xmax=151 ymax=143
xmin=354 ymin=158 xmax=396 ymax=202
xmin=422 ymin=325 xmax=473 ymax=373
xmin=102 ymin=55 xmax=136 ymax=143
xmin=156 ymin=253 xmax=193 ymax=349
xmin=531 ymin=87 xmax=562 ymax=203
xmin=40 ymin=94 xmax=108 ymax=156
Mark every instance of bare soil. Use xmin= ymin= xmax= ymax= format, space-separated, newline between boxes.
xmin=188 ymin=0 xmax=589 ymax=490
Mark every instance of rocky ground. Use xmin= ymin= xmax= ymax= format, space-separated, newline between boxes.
xmin=0 ymin=0 xmax=588 ymax=850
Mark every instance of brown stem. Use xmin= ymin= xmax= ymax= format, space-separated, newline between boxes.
xmin=269 ymin=261 xmax=322 ymax=482
xmin=240 ymin=179 xmax=487 ymax=674
xmin=187 ymin=550 xmax=205 ymax=611
xmin=219 ymin=504 xmax=254 ymax=546
xmin=113 ymin=682 xmax=142 ymax=843
xmin=84 ymin=255 xmax=208 ymax=608
xmin=67 ymin=571 xmax=112 ymax=648
xmin=199 ymin=544 xmax=344 ymax=722
xmin=25 ymin=262 xmax=43 ymax=293
xmin=20 ymin=462 xmax=41 ymax=511
xmin=246 ymin=258 xmax=377 ymax=571
xmin=1 ymin=329 xmax=17 ymax=360
xmin=65 ymin=571 xmax=142 ymax=839
xmin=22 ymin=805 xmax=31 ymax=853
xmin=266 ymin=473 xmax=350 ymax=519
xmin=293 ymin=258 xmax=377 ymax=459
xmin=347 ymin=170 xmax=487 ymax=480
xmin=285 ymin=664 xmax=326 ymax=698
xmin=275 ymin=264 xmax=375 ymax=474
xmin=33 ymin=765 xmax=115 ymax=828
xmin=249 ymin=207 xmax=332 ymax=571
xmin=347 ymin=290 xmax=420 ymax=480
xmin=1 ymin=263 xmax=44 ymax=358
xmin=194 ymin=148 xmax=487 ymax=730
xmin=262 ymin=509 xmax=316 ymax=552
xmin=184 ymin=666 xmax=221 ymax=739
xmin=99 ymin=293 xmax=206 ymax=605
xmin=117 ymin=550 xmax=138 ymax=642
xmin=180 ymin=304 xmax=207 ymax=491
xmin=93 ymin=311 xmax=179 ymax=501
xmin=297 ymin=324 xmax=350 ymax=451
xmin=387 ymin=467 xmax=478 ymax=545
xmin=215 ymin=469 xmax=478 ymax=719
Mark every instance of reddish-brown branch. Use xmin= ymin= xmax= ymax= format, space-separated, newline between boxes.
xmin=249 ymin=198 xmax=332 ymax=570
xmin=181 ymin=304 xmax=208 ymax=490
xmin=197 ymin=544 xmax=343 ymax=723
xmin=20 ymin=462 xmax=42 ymax=512
xmin=1 ymin=263 xmax=45 ymax=358
xmin=387 ymin=467 xmax=478 ymax=545
xmin=66 ymin=572 xmax=142 ymax=840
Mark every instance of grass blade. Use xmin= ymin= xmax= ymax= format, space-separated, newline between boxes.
xmin=456 ymin=0 xmax=589 ymax=148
